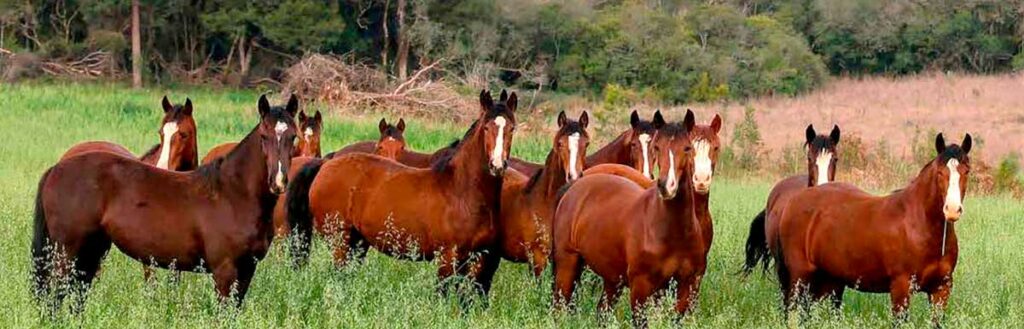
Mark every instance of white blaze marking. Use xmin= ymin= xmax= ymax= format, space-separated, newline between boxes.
xmin=490 ymin=116 xmax=507 ymax=169
xmin=815 ymin=151 xmax=833 ymax=186
xmin=693 ymin=139 xmax=712 ymax=186
xmin=944 ymin=159 xmax=962 ymax=219
xmin=275 ymin=121 xmax=288 ymax=142
xmin=156 ymin=122 xmax=178 ymax=169
xmin=567 ymin=132 xmax=581 ymax=181
xmin=303 ymin=127 xmax=313 ymax=142
xmin=275 ymin=160 xmax=286 ymax=189
xmin=665 ymin=151 xmax=677 ymax=193
xmin=639 ymin=133 xmax=652 ymax=178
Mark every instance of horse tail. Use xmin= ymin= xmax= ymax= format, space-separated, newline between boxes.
xmin=741 ymin=209 xmax=771 ymax=277
xmin=31 ymin=167 xmax=54 ymax=301
xmin=285 ymin=158 xmax=324 ymax=268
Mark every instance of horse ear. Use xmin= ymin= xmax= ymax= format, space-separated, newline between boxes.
xmin=961 ymin=133 xmax=972 ymax=154
xmin=499 ymin=90 xmax=509 ymax=102
xmin=314 ymin=110 xmax=322 ymax=123
xmin=630 ymin=110 xmax=640 ymax=128
xmin=506 ymin=92 xmax=518 ymax=112
xmin=182 ymin=98 xmax=193 ymax=116
xmin=652 ymin=110 xmax=666 ymax=129
xmin=935 ymin=133 xmax=946 ymax=155
xmin=579 ymin=111 xmax=590 ymax=129
xmin=286 ymin=94 xmax=300 ymax=118
xmin=397 ymin=118 xmax=406 ymax=133
xmin=711 ymin=114 xmax=722 ymax=134
xmin=683 ymin=109 xmax=696 ymax=132
xmin=805 ymin=125 xmax=816 ymax=145
xmin=557 ymin=111 xmax=567 ymax=128
xmin=161 ymin=96 xmax=173 ymax=113
xmin=378 ymin=118 xmax=388 ymax=134
xmin=298 ymin=110 xmax=308 ymax=122
xmin=479 ymin=90 xmax=493 ymax=113
xmin=830 ymin=125 xmax=841 ymax=145
xmin=258 ymin=95 xmax=270 ymax=117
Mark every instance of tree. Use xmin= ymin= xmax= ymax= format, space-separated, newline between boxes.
xmin=130 ymin=0 xmax=140 ymax=88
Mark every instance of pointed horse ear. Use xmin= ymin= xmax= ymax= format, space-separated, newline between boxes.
xmin=711 ymin=114 xmax=722 ymax=134
xmin=805 ymin=125 xmax=816 ymax=145
xmin=182 ymin=98 xmax=193 ymax=116
xmin=935 ymin=133 xmax=947 ymax=155
xmin=378 ymin=118 xmax=388 ymax=134
xmin=499 ymin=90 xmax=509 ymax=102
xmin=961 ymin=133 xmax=972 ymax=154
xmin=286 ymin=94 xmax=300 ymax=118
xmin=557 ymin=111 xmax=568 ymax=128
xmin=479 ymin=90 xmax=493 ymax=114
xmin=299 ymin=110 xmax=308 ymax=122
xmin=630 ymin=110 xmax=640 ymax=129
xmin=683 ymin=109 xmax=696 ymax=132
xmin=314 ymin=110 xmax=323 ymax=123
xmin=162 ymin=96 xmax=173 ymax=113
xmin=579 ymin=111 xmax=590 ymax=129
xmin=397 ymin=118 xmax=406 ymax=133
xmin=506 ymin=91 xmax=518 ymax=112
xmin=258 ymin=95 xmax=271 ymax=117
xmin=652 ymin=110 xmax=666 ymax=129
xmin=830 ymin=125 xmax=841 ymax=145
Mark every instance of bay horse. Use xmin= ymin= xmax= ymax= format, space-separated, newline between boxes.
xmin=288 ymin=90 xmax=517 ymax=296
xmin=584 ymin=110 xmax=664 ymax=180
xmin=774 ymin=133 xmax=971 ymax=325
xmin=201 ymin=104 xmax=319 ymax=163
xmin=742 ymin=124 xmax=840 ymax=276
xmin=32 ymin=95 xmax=300 ymax=308
xmin=60 ymin=96 xmax=199 ymax=171
xmin=492 ymin=110 xmax=589 ymax=278
xmin=552 ymin=110 xmax=705 ymax=325
xmin=326 ymin=118 xmax=456 ymax=168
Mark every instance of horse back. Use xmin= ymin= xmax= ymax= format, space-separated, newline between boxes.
xmin=582 ymin=164 xmax=653 ymax=188
xmin=201 ymin=142 xmax=238 ymax=164
xmin=60 ymin=141 xmax=135 ymax=162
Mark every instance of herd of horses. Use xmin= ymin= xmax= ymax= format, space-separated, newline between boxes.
xmin=30 ymin=90 xmax=972 ymax=326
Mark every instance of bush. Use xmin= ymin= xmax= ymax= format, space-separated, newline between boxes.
xmin=731 ymin=106 xmax=763 ymax=171
xmin=994 ymin=153 xmax=1022 ymax=194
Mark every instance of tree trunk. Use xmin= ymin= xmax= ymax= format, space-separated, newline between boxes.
xmin=381 ymin=0 xmax=390 ymax=75
xmin=239 ymin=37 xmax=251 ymax=80
xmin=395 ymin=0 xmax=409 ymax=81
xmin=131 ymin=0 xmax=142 ymax=88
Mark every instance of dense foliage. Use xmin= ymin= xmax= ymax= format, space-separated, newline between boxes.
xmin=1 ymin=0 xmax=1021 ymax=102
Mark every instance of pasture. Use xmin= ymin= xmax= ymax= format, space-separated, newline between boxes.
xmin=0 ymin=82 xmax=1022 ymax=328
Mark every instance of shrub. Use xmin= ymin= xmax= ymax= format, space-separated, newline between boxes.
xmin=730 ymin=106 xmax=763 ymax=171
xmin=993 ymin=153 xmax=1022 ymax=194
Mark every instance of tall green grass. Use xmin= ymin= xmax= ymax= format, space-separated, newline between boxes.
xmin=0 ymin=82 xmax=1021 ymax=328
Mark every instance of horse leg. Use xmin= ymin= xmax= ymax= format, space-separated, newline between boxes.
xmin=889 ymin=276 xmax=912 ymax=325
xmin=530 ymin=247 xmax=548 ymax=278
xmin=231 ymin=259 xmax=257 ymax=306
xmin=628 ymin=274 xmax=659 ymax=328
xmin=67 ymin=232 xmax=112 ymax=313
xmin=810 ymin=278 xmax=845 ymax=312
xmin=927 ymin=279 xmax=952 ymax=329
xmin=212 ymin=260 xmax=239 ymax=304
xmin=329 ymin=224 xmax=354 ymax=269
xmin=674 ymin=274 xmax=702 ymax=316
xmin=436 ymin=248 xmax=460 ymax=297
xmin=471 ymin=251 xmax=501 ymax=297
xmin=597 ymin=278 xmax=623 ymax=314
xmin=551 ymin=251 xmax=583 ymax=309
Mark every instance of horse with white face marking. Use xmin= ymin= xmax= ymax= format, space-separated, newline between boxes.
xmin=201 ymin=101 xmax=320 ymax=164
xmin=774 ymin=133 xmax=971 ymax=326
xmin=489 ymin=110 xmax=590 ymax=278
xmin=61 ymin=96 xmax=199 ymax=171
xmin=742 ymin=124 xmax=840 ymax=276
xmin=287 ymin=89 xmax=517 ymax=297
xmin=584 ymin=110 xmax=664 ymax=180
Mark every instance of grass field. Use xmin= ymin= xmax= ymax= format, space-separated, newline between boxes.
xmin=0 ymin=82 xmax=1021 ymax=328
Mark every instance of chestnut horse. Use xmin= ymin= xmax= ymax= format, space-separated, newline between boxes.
xmin=288 ymin=90 xmax=517 ymax=295
xmin=32 ymin=95 xmax=299 ymax=308
xmin=742 ymin=124 xmax=840 ymax=276
xmin=273 ymin=119 xmax=406 ymax=236
xmin=775 ymin=133 xmax=971 ymax=324
xmin=583 ymin=110 xmax=664 ymax=180
xmin=552 ymin=111 xmax=705 ymax=324
xmin=492 ymin=110 xmax=589 ymax=277
xmin=326 ymin=118 xmax=455 ymax=168
xmin=201 ymin=105 xmax=319 ymax=163
xmin=60 ymin=96 xmax=198 ymax=171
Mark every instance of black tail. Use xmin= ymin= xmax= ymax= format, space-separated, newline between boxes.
xmin=741 ymin=209 xmax=771 ymax=276
xmin=31 ymin=168 xmax=54 ymax=302
xmin=285 ymin=158 xmax=324 ymax=268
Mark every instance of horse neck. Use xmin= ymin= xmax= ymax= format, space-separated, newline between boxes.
xmin=534 ymin=150 xmax=568 ymax=199
xmin=897 ymin=165 xmax=949 ymax=239
xmin=587 ymin=130 xmax=629 ymax=164
xmin=182 ymin=138 xmax=199 ymax=170
xmin=694 ymin=192 xmax=710 ymax=221
xmin=646 ymin=174 xmax=700 ymax=244
xmin=448 ymin=128 xmax=503 ymax=204
xmin=217 ymin=129 xmax=271 ymax=198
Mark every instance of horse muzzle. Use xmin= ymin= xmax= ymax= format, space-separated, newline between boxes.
xmin=943 ymin=205 xmax=963 ymax=222
xmin=657 ymin=180 xmax=677 ymax=200
xmin=693 ymin=176 xmax=712 ymax=195
xmin=489 ymin=160 xmax=508 ymax=177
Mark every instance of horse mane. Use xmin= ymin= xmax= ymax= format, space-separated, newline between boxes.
xmin=522 ymin=154 xmax=550 ymax=194
xmin=430 ymin=121 xmax=479 ymax=173
xmin=193 ymin=126 xmax=259 ymax=190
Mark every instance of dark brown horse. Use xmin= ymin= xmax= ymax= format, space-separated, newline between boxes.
xmin=584 ymin=110 xmax=664 ymax=180
xmin=32 ymin=95 xmax=299 ymax=308
xmin=288 ymin=90 xmax=517 ymax=295
xmin=61 ymin=96 xmax=199 ymax=171
xmin=552 ymin=110 xmax=705 ymax=324
xmin=742 ymin=124 xmax=840 ymax=275
xmin=774 ymin=133 xmax=971 ymax=325
xmin=201 ymin=103 xmax=318 ymax=163
xmin=492 ymin=110 xmax=588 ymax=277
xmin=325 ymin=118 xmax=455 ymax=168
